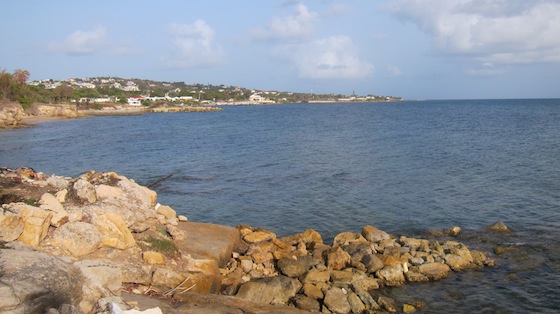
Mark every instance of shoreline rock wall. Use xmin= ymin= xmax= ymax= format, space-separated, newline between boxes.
xmin=0 ymin=167 xmax=497 ymax=313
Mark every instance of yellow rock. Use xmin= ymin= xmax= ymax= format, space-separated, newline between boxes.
xmin=143 ymin=251 xmax=166 ymax=265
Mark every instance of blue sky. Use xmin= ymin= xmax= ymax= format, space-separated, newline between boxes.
xmin=2 ymin=0 xmax=560 ymax=99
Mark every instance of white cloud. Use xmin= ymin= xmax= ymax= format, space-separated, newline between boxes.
xmin=252 ymin=3 xmax=318 ymax=40
xmin=276 ymin=36 xmax=374 ymax=79
xmin=324 ymin=4 xmax=350 ymax=16
xmin=48 ymin=26 xmax=107 ymax=55
xmin=466 ymin=62 xmax=504 ymax=77
xmin=384 ymin=0 xmax=560 ymax=64
xmin=165 ymin=20 xmax=225 ymax=68
xmin=386 ymin=65 xmax=403 ymax=77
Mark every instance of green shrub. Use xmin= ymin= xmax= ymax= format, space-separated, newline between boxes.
xmin=145 ymin=236 xmax=177 ymax=254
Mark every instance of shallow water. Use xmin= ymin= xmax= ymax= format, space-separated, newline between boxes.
xmin=1 ymin=99 xmax=559 ymax=312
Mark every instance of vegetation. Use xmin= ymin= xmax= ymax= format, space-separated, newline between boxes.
xmin=1 ymin=68 xmax=402 ymax=109
xmin=143 ymin=235 xmax=177 ymax=254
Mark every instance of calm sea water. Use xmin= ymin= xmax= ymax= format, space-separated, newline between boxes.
xmin=1 ymin=99 xmax=559 ymax=312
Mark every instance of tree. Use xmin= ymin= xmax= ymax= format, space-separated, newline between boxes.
xmin=12 ymin=69 xmax=30 ymax=85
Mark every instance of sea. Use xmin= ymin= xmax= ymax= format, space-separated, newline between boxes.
xmin=1 ymin=99 xmax=559 ymax=313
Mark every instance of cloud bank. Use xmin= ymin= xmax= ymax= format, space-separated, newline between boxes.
xmin=48 ymin=26 xmax=108 ymax=55
xmin=385 ymin=0 xmax=560 ymax=66
xmin=256 ymin=3 xmax=373 ymax=79
xmin=165 ymin=20 xmax=225 ymax=68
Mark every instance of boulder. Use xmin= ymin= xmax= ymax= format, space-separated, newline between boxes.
xmin=487 ymin=221 xmax=511 ymax=234
xmin=73 ymin=178 xmax=97 ymax=203
xmin=333 ymin=232 xmax=368 ymax=248
xmin=152 ymin=268 xmax=221 ymax=295
xmin=327 ymin=247 xmax=351 ymax=270
xmin=293 ymin=294 xmax=321 ymax=312
xmin=156 ymin=204 xmax=177 ymax=220
xmin=302 ymin=269 xmax=331 ymax=284
xmin=143 ymin=251 xmax=166 ymax=265
xmin=0 ymin=249 xmax=100 ymax=313
xmin=0 ymin=102 xmax=24 ymax=127
xmin=46 ymin=175 xmax=69 ymax=190
xmin=52 ymin=221 xmax=104 ymax=257
xmin=376 ymin=264 xmax=405 ymax=286
xmin=378 ymin=295 xmax=398 ymax=313
xmin=362 ymin=225 xmax=390 ymax=243
xmin=244 ymin=230 xmax=276 ymax=244
xmin=324 ymin=287 xmax=351 ymax=314
xmin=4 ymin=203 xmax=52 ymax=246
xmin=362 ymin=253 xmax=385 ymax=273
xmin=303 ymin=283 xmax=324 ymax=299
xmin=74 ymin=260 xmax=123 ymax=296
xmin=39 ymin=192 xmax=69 ymax=227
xmin=277 ymin=258 xmax=308 ymax=278
xmin=0 ymin=210 xmax=24 ymax=242
xmin=94 ymin=184 xmax=123 ymax=200
xmin=236 ymin=276 xmax=302 ymax=305
xmin=417 ymin=263 xmax=451 ymax=281
xmin=92 ymin=213 xmax=136 ymax=250
xmin=347 ymin=291 xmax=366 ymax=314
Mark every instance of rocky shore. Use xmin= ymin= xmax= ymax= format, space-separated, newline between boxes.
xmin=0 ymin=103 xmax=220 ymax=129
xmin=0 ymin=167 xmax=500 ymax=313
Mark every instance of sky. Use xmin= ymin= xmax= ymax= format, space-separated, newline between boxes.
xmin=2 ymin=0 xmax=560 ymax=100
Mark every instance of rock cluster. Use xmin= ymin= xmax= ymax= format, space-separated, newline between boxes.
xmin=220 ymin=224 xmax=495 ymax=313
xmin=0 ymin=167 xmax=220 ymax=313
xmin=0 ymin=102 xmax=25 ymax=128
xmin=0 ymin=166 xmax=498 ymax=314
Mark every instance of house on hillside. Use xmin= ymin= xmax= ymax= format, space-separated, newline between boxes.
xmin=127 ymin=96 xmax=144 ymax=106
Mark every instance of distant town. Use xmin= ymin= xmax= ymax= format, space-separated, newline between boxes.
xmin=27 ymin=76 xmax=402 ymax=107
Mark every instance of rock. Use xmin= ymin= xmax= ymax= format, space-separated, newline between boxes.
xmin=55 ymin=189 xmax=68 ymax=203
xmin=4 ymin=203 xmax=52 ymax=246
xmin=39 ymin=192 xmax=69 ymax=227
xmin=361 ymin=254 xmax=385 ymax=273
xmin=350 ymin=270 xmax=379 ymax=291
xmin=0 ymin=210 xmax=24 ymax=242
xmin=379 ymin=254 xmax=408 ymax=267
xmin=444 ymin=226 xmax=462 ymax=236
xmin=377 ymin=295 xmax=398 ymax=313
xmin=0 ymin=102 xmax=24 ymax=127
xmin=0 ymin=249 xmax=99 ymax=313
xmin=165 ymin=224 xmax=186 ymax=241
xmin=324 ymin=287 xmax=351 ymax=314
xmin=143 ymin=251 xmax=166 ymax=265
xmin=303 ymin=282 xmax=324 ymax=299
xmin=403 ymin=303 xmax=417 ymax=313
xmin=362 ymin=225 xmax=390 ymax=243
xmin=328 ymin=247 xmax=351 ymax=270
xmin=73 ymin=178 xmax=97 ymax=203
xmin=404 ymin=270 xmax=429 ymax=282
xmin=94 ymin=184 xmax=123 ymax=200
xmin=352 ymin=286 xmax=381 ymax=311
xmin=347 ymin=291 xmax=366 ymax=314
xmin=156 ymin=204 xmax=177 ymax=220
xmin=46 ymin=175 xmax=69 ymax=190
xmin=488 ymin=221 xmax=511 ymax=234
xmin=331 ymin=270 xmax=354 ymax=287
xmin=74 ymin=260 xmax=122 ymax=296
xmin=293 ymin=294 xmax=321 ymax=312
xmin=417 ymin=263 xmax=451 ymax=280
xmin=303 ymin=269 xmax=331 ymax=284
xmin=376 ymin=265 xmax=405 ymax=286
xmin=0 ymin=283 xmax=20 ymax=312
xmin=277 ymin=258 xmax=308 ymax=278
xmin=93 ymin=213 xmax=136 ymax=250
xmin=444 ymin=253 xmax=471 ymax=271
xmin=178 ymin=215 xmax=189 ymax=222
xmin=152 ymin=268 xmax=221 ymax=295
xmin=236 ymin=275 xmax=302 ymax=305
xmin=52 ymin=221 xmax=104 ymax=256
xmin=243 ymin=230 xmax=276 ymax=244
xmin=333 ymin=232 xmax=368 ymax=248
xmin=119 ymin=263 xmax=154 ymax=286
